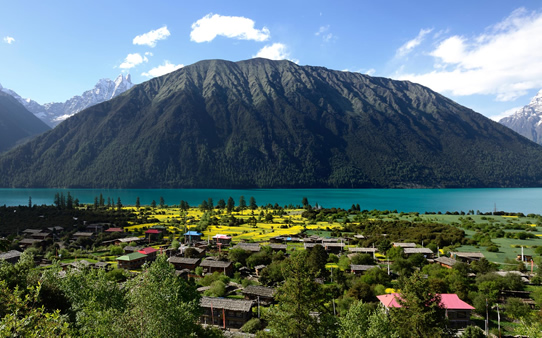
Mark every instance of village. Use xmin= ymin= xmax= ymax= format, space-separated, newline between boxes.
xmin=1 ymin=197 xmax=542 ymax=336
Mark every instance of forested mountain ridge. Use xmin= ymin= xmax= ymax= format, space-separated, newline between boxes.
xmin=1 ymin=58 xmax=542 ymax=188
xmin=0 ymin=91 xmax=50 ymax=153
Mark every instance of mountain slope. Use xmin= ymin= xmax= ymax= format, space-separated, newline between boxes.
xmin=1 ymin=58 xmax=542 ymax=188
xmin=0 ymin=91 xmax=50 ymax=153
xmin=0 ymin=74 xmax=133 ymax=127
xmin=499 ymin=89 xmax=542 ymax=144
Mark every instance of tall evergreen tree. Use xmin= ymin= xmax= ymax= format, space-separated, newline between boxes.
xmin=136 ymin=197 xmax=140 ymax=209
xmin=249 ymin=196 xmax=257 ymax=210
xmin=227 ymin=197 xmax=235 ymax=213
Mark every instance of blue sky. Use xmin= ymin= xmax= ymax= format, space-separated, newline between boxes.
xmin=1 ymin=1 xmax=541 ymax=120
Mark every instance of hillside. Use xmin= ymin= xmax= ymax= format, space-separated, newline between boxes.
xmin=499 ymin=89 xmax=542 ymax=145
xmin=1 ymin=58 xmax=542 ymax=188
xmin=0 ymin=91 xmax=50 ymax=153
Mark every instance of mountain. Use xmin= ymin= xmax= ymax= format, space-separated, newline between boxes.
xmin=499 ymin=89 xmax=542 ymax=145
xmin=0 ymin=91 xmax=50 ymax=153
xmin=0 ymin=74 xmax=133 ymax=127
xmin=1 ymin=58 xmax=542 ymax=188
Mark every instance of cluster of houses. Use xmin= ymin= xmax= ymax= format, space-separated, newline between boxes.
xmin=1 ymin=225 xmax=538 ymax=332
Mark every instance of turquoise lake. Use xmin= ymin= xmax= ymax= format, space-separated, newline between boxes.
xmin=0 ymin=188 xmax=541 ymax=214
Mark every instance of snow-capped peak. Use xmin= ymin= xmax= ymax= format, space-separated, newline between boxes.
xmin=499 ymin=88 xmax=542 ymax=145
xmin=1 ymin=74 xmax=135 ymax=127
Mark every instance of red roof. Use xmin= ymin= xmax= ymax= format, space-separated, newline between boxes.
xmin=145 ymin=229 xmax=161 ymax=234
xmin=138 ymin=247 xmax=158 ymax=255
xmin=377 ymin=293 xmax=474 ymax=310
xmin=105 ymin=227 xmax=123 ymax=232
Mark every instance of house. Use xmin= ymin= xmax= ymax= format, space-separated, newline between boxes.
xmin=105 ymin=227 xmax=124 ymax=233
xmin=377 ymin=293 xmax=475 ymax=328
xmin=22 ymin=229 xmax=42 ymax=237
xmin=403 ymin=248 xmax=434 ymax=259
xmin=269 ymin=244 xmax=288 ymax=252
xmin=18 ymin=238 xmax=44 ymax=249
xmin=138 ymin=247 xmax=158 ymax=261
xmin=242 ymin=285 xmax=276 ymax=305
xmin=47 ymin=226 xmax=64 ymax=233
xmin=168 ymin=257 xmax=201 ymax=271
xmin=86 ymin=223 xmax=108 ymax=233
xmin=184 ymin=231 xmax=202 ymax=243
xmin=182 ymin=246 xmax=206 ymax=258
xmin=94 ymin=262 xmax=111 ymax=270
xmin=233 ymin=243 xmax=261 ymax=253
xmin=31 ymin=231 xmax=52 ymax=240
xmin=123 ymin=246 xmax=141 ymax=254
xmin=200 ymin=297 xmax=254 ymax=329
xmin=350 ymin=264 xmax=378 ymax=275
xmin=213 ymin=234 xmax=232 ymax=246
xmin=72 ymin=232 xmax=95 ymax=241
xmin=434 ymin=256 xmax=457 ymax=269
xmin=348 ymin=247 xmax=378 ymax=254
xmin=304 ymin=242 xmax=344 ymax=254
xmin=116 ymin=252 xmax=147 ymax=269
xmin=393 ymin=242 xmax=417 ymax=248
xmin=0 ymin=250 xmax=22 ymax=264
xmin=115 ymin=237 xmax=143 ymax=245
xmin=200 ymin=259 xmax=234 ymax=276
xmin=450 ymin=252 xmax=484 ymax=263
xmin=145 ymin=229 xmax=162 ymax=241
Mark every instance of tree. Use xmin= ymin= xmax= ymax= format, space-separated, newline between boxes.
xmin=338 ymin=301 xmax=398 ymax=338
xmin=302 ymin=197 xmax=309 ymax=209
xmin=249 ymin=196 xmax=257 ymax=210
xmin=116 ymin=197 xmax=122 ymax=211
xmin=135 ymin=197 xmax=140 ymax=209
xmin=227 ymin=197 xmax=235 ymax=213
xmin=351 ymin=253 xmax=376 ymax=265
xmin=390 ymin=270 xmax=453 ymax=337
xmin=207 ymin=198 xmax=214 ymax=210
xmin=264 ymin=251 xmax=335 ymax=337
xmin=217 ymin=199 xmax=226 ymax=209
xmin=461 ymin=325 xmax=485 ymax=338
xmin=66 ymin=192 xmax=73 ymax=209
xmin=239 ymin=196 xmax=247 ymax=211
xmin=99 ymin=193 xmax=105 ymax=207
xmin=28 ymin=196 xmax=32 ymax=208
xmin=151 ymin=200 xmax=157 ymax=208
xmin=199 ymin=200 xmax=209 ymax=212
xmin=121 ymin=255 xmax=203 ymax=336
xmin=159 ymin=196 xmax=165 ymax=208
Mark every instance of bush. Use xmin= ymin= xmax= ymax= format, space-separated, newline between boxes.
xmin=486 ymin=245 xmax=499 ymax=252
xmin=462 ymin=325 xmax=485 ymax=338
xmin=241 ymin=318 xmax=261 ymax=333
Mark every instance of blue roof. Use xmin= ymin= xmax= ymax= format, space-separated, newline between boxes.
xmin=184 ymin=231 xmax=202 ymax=236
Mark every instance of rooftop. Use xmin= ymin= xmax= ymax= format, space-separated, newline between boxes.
xmin=116 ymin=252 xmax=147 ymax=261
xmin=200 ymin=259 xmax=232 ymax=268
xmin=200 ymin=297 xmax=253 ymax=312
xmin=168 ymin=257 xmax=200 ymax=265
xmin=242 ymin=285 xmax=276 ymax=298
xmin=377 ymin=293 xmax=475 ymax=310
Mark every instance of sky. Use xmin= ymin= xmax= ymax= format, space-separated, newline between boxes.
xmin=1 ymin=1 xmax=542 ymax=121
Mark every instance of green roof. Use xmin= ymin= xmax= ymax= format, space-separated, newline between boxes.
xmin=116 ymin=252 xmax=147 ymax=261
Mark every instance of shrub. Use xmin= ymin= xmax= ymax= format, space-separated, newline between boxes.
xmin=241 ymin=318 xmax=261 ymax=333
xmin=486 ymin=245 xmax=499 ymax=252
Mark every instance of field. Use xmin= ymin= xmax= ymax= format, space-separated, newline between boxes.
xmin=119 ymin=206 xmax=542 ymax=266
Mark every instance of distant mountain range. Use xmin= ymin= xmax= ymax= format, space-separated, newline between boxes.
xmin=0 ymin=75 xmax=133 ymax=127
xmin=0 ymin=91 xmax=50 ymax=153
xmin=1 ymin=58 xmax=542 ymax=188
xmin=499 ymin=89 xmax=542 ymax=145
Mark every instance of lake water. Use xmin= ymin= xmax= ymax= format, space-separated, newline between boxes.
xmin=0 ymin=188 xmax=541 ymax=214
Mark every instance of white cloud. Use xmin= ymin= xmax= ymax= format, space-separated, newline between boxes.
xmin=253 ymin=43 xmax=297 ymax=63
xmin=396 ymin=28 xmax=432 ymax=57
xmin=133 ymin=26 xmax=170 ymax=48
xmin=141 ymin=60 xmax=183 ymax=78
xmin=119 ymin=53 xmax=148 ymax=69
xmin=315 ymin=25 xmax=335 ymax=42
xmin=190 ymin=13 xmax=270 ymax=43
xmin=490 ymin=106 xmax=522 ymax=122
xmin=366 ymin=68 xmax=376 ymax=76
xmin=3 ymin=36 xmax=15 ymax=44
xmin=395 ymin=8 xmax=542 ymax=102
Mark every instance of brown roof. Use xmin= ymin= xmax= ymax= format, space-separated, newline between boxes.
xmin=19 ymin=238 xmax=43 ymax=245
xmin=234 ymin=243 xmax=261 ymax=252
xmin=349 ymin=247 xmax=378 ymax=253
xmin=350 ymin=265 xmax=378 ymax=271
xmin=393 ymin=242 xmax=417 ymax=248
xmin=269 ymin=244 xmax=287 ymax=250
xmin=435 ymin=256 xmax=457 ymax=267
xmin=168 ymin=257 xmax=200 ymax=265
xmin=200 ymin=259 xmax=232 ymax=268
xmin=73 ymin=232 xmax=95 ymax=237
xmin=200 ymin=297 xmax=253 ymax=312
xmin=242 ymin=285 xmax=276 ymax=298
xmin=0 ymin=250 xmax=22 ymax=260
xmin=404 ymin=248 xmax=434 ymax=255
xmin=450 ymin=252 xmax=485 ymax=259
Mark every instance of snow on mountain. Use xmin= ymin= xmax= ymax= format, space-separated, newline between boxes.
xmin=0 ymin=74 xmax=133 ymax=127
xmin=499 ymin=89 xmax=542 ymax=145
